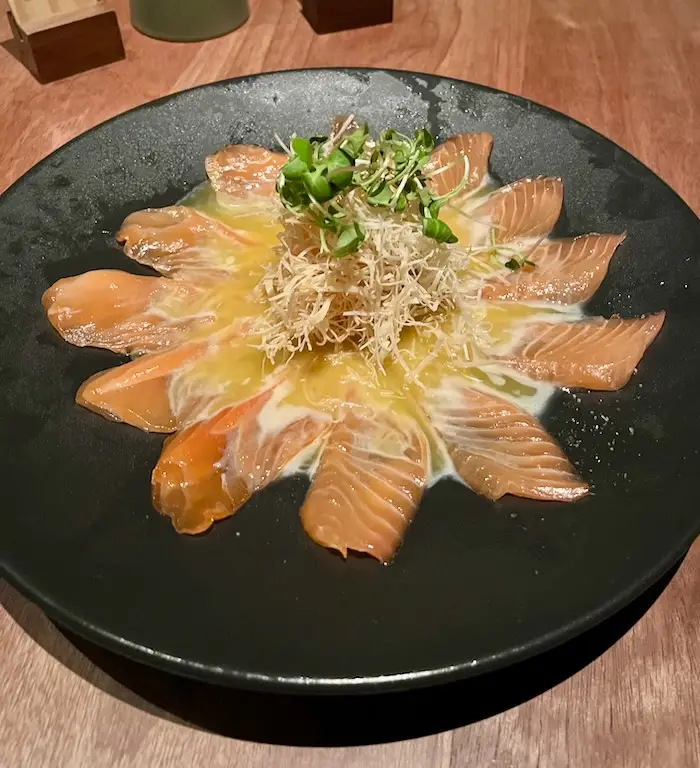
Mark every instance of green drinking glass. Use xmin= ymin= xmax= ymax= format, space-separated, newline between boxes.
xmin=130 ymin=0 xmax=249 ymax=42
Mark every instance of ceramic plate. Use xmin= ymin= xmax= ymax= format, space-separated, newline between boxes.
xmin=1 ymin=69 xmax=698 ymax=693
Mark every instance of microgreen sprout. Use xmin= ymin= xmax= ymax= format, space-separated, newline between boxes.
xmin=275 ymin=121 xmax=466 ymax=256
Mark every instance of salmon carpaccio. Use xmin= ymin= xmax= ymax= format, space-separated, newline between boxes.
xmin=41 ymin=124 xmax=667 ymax=565
xmin=427 ymin=132 xmax=493 ymax=198
xmin=301 ymin=409 xmax=429 ymax=563
xmin=153 ymin=406 xmax=246 ymax=535
xmin=77 ymin=341 xmax=206 ymax=432
xmin=151 ymin=387 xmax=324 ymax=534
xmin=206 ymin=145 xmax=286 ymax=199
xmin=497 ymin=313 xmax=666 ymax=391
xmin=42 ymin=269 xmax=205 ymax=355
xmin=223 ymin=392 xmax=330 ymax=512
xmin=472 ymin=177 xmax=563 ymax=243
xmin=153 ymin=384 xmax=328 ymax=535
xmin=480 ymin=234 xmax=626 ymax=304
xmin=117 ymin=205 xmax=256 ymax=279
xmin=427 ymin=383 xmax=588 ymax=502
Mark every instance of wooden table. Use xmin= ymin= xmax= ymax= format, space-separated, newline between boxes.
xmin=1 ymin=1 xmax=698 ymax=765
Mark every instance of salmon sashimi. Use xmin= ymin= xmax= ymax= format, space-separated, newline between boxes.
xmin=480 ymin=234 xmax=625 ymax=304
xmin=76 ymin=342 xmax=204 ymax=432
xmin=152 ymin=394 xmax=269 ymax=534
xmin=117 ymin=206 xmax=252 ymax=278
xmin=205 ymin=145 xmax=286 ymax=198
xmin=426 ymin=384 xmax=588 ymax=501
xmin=42 ymin=269 xmax=204 ymax=355
xmin=223 ymin=395 xmax=329 ymax=510
xmin=40 ymin=126 xmax=669 ymax=562
xmin=498 ymin=313 xmax=665 ymax=391
xmin=300 ymin=410 xmax=429 ymax=563
xmin=472 ymin=177 xmax=563 ymax=243
xmin=426 ymin=132 xmax=493 ymax=198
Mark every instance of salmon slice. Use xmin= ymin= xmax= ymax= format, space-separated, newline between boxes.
xmin=480 ymin=234 xmax=625 ymax=304
xmin=472 ymin=177 xmax=563 ymax=243
xmin=500 ymin=313 xmax=665 ymax=391
xmin=205 ymin=145 xmax=286 ymax=198
xmin=76 ymin=342 xmax=204 ymax=432
xmin=426 ymin=132 xmax=493 ymax=199
xmin=152 ymin=394 xmax=268 ymax=535
xmin=427 ymin=384 xmax=588 ymax=501
xmin=42 ymin=269 xmax=203 ymax=355
xmin=117 ymin=206 xmax=251 ymax=278
xmin=223 ymin=397 xmax=329 ymax=510
xmin=300 ymin=410 xmax=429 ymax=564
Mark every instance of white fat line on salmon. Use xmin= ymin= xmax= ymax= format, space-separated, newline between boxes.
xmin=479 ymin=299 xmax=584 ymax=357
xmin=472 ymin=297 xmax=584 ymax=320
xmin=349 ymin=420 xmax=417 ymax=459
xmin=147 ymin=298 xmax=219 ymax=324
xmin=427 ymin=367 xmax=555 ymax=419
xmin=167 ymin=342 xmax=280 ymax=425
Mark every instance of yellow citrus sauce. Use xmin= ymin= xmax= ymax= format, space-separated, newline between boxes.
xmin=160 ymin=184 xmax=574 ymax=444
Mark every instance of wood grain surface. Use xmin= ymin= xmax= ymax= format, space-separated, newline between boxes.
xmin=1 ymin=0 xmax=699 ymax=765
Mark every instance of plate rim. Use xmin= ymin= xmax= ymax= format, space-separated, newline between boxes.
xmin=2 ymin=534 xmax=694 ymax=694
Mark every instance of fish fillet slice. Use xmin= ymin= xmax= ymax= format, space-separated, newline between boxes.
xmin=223 ymin=398 xmax=329 ymax=510
xmin=472 ymin=177 xmax=563 ymax=243
xmin=480 ymin=234 xmax=625 ymax=304
xmin=300 ymin=410 xmax=429 ymax=563
xmin=427 ymin=384 xmax=588 ymax=501
xmin=117 ymin=206 xmax=252 ymax=278
xmin=42 ymin=269 xmax=203 ymax=355
xmin=501 ymin=313 xmax=665 ymax=390
xmin=152 ymin=395 xmax=268 ymax=535
xmin=426 ymin=132 xmax=493 ymax=198
xmin=76 ymin=342 xmax=204 ymax=432
xmin=205 ymin=145 xmax=286 ymax=198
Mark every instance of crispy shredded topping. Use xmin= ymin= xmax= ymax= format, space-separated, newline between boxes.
xmin=250 ymin=121 xmax=531 ymax=372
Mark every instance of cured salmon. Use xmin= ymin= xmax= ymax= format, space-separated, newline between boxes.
xmin=472 ymin=177 xmax=563 ymax=243
xmin=500 ymin=313 xmax=665 ymax=390
xmin=152 ymin=395 xmax=268 ymax=534
xmin=165 ymin=336 xmax=275 ymax=427
xmin=300 ymin=410 xmax=429 ymax=563
xmin=427 ymin=384 xmax=588 ymax=501
xmin=40 ymin=124 xmax=669 ymax=563
xmin=427 ymin=132 xmax=493 ymax=198
xmin=205 ymin=145 xmax=286 ymax=198
xmin=480 ymin=234 xmax=625 ymax=304
xmin=76 ymin=342 xmax=204 ymax=432
xmin=42 ymin=269 xmax=203 ymax=355
xmin=117 ymin=206 xmax=252 ymax=278
xmin=223 ymin=396 xmax=329 ymax=510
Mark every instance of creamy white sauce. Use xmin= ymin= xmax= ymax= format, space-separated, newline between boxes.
xmin=255 ymin=381 xmax=331 ymax=439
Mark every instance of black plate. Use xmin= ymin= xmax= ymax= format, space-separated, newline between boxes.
xmin=1 ymin=69 xmax=698 ymax=694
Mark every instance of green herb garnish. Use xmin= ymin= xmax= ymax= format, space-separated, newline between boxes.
xmin=334 ymin=222 xmax=366 ymax=257
xmin=422 ymin=216 xmax=459 ymax=244
xmin=275 ymin=122 xmax=469 ymax=257
xmin=505 ymin=256 xmax=537 ymax=271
